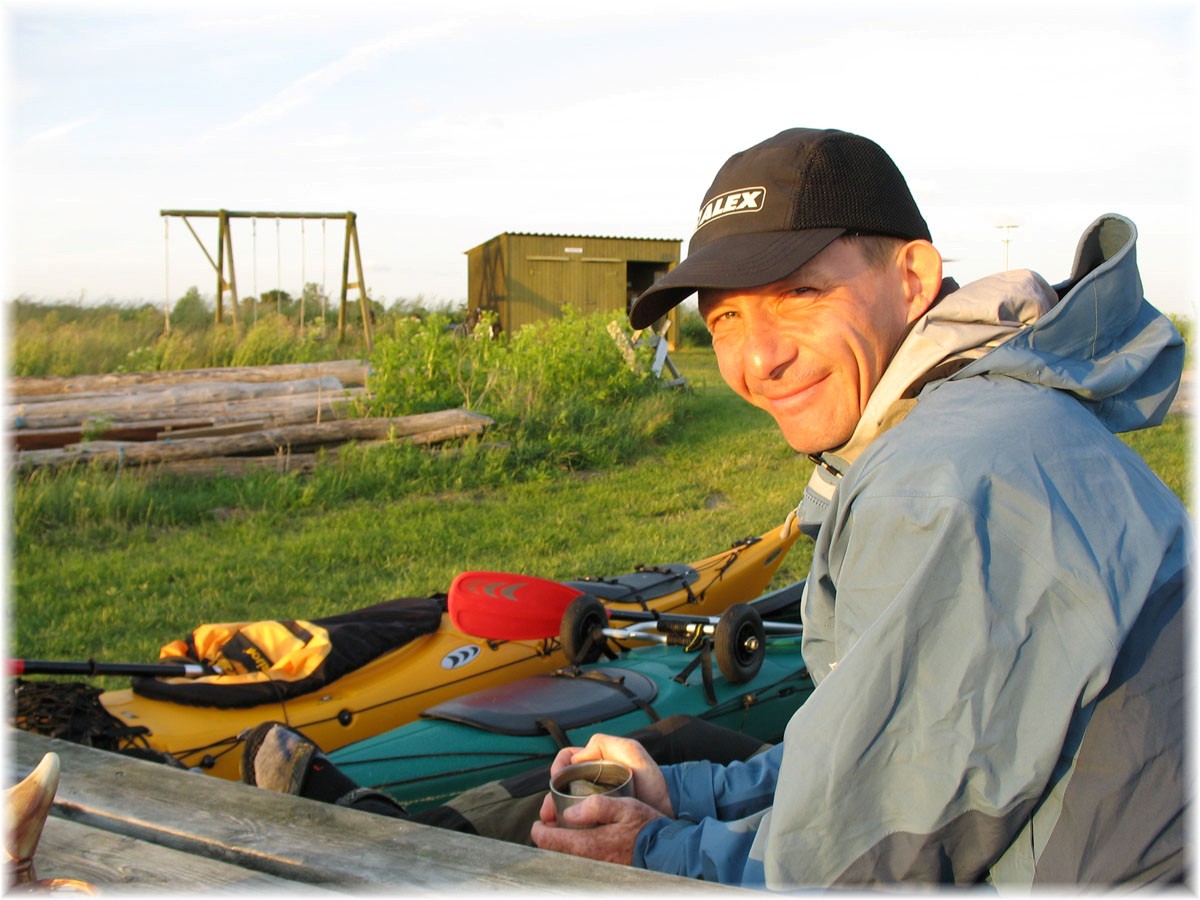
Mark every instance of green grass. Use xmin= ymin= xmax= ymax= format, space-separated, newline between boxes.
xmin=9 ymin=346 xmax=1189 ymax=685
xmin=1119 ymin=414 xmax=1190 ymax=505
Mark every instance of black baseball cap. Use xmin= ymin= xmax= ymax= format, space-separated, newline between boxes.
xmin=628 ymin=128 xmax=931 ymax=329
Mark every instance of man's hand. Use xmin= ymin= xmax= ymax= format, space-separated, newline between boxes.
xmin=531 ymin=793 xmax=666 ymax=865
xmin=530 ymin=733 xmax=674 ymax=865
xmin=547 ymin=732 xmax=674 ymax=817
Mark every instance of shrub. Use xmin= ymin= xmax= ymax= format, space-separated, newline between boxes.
xmin=169 ymin=287 xmax=211 ymax=331
xmin=228 ymin=315 xmax=335 ymax=366
xmin=676 ymin=309 xmax=712 ymax=348
xmin=366 ymin=312 xmax=499 ymax=414
xmin=365 ymin=308 xmax=674 ymax=473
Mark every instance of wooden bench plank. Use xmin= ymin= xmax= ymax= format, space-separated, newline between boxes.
xmin=11 ymin=731 xmax=744 ymax=893
xmin=33 ymin=817 xmax=334 ymax=893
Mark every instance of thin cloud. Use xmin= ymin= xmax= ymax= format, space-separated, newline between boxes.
xmin=24 ymin=111 xmax=102 ymax=146
xmin=208 ymin=21 xmax=458 ymax=138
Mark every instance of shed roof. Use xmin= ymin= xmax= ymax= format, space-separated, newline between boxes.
xmin=504 ymin=232 xmax=682 ymax=241
xmin=465 ymin=232 xmax=682 ymax=252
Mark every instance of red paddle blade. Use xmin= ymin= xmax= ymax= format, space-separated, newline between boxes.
xmin=448 ymin=571 xmax=588 ymax=641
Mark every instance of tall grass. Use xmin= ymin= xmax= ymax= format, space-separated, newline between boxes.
xmin=9 ymin=292 xmax=371 ymax=375
xmin=10 ymin=301 xmax=168 ymax=376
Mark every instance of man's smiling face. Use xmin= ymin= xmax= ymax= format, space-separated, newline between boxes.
xmin=698 ymin=238 xmax=927 ymax=455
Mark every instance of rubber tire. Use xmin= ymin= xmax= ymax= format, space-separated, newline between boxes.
xmin=715 ymin=603 xmax=765 ymax=684
xmin=560 ymin=595 xmax=608 ymax=665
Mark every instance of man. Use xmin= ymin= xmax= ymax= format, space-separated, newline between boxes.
xmin=528 ymin=128 xmax=1188 ymax=887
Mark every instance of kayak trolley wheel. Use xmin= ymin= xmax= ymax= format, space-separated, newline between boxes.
xmin=560 ymin=595 xmax=608 ymax=665
xmin=715 ymin=603 xmax=766 ymax=684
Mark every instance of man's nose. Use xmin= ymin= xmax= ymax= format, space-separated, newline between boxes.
xmin=745 ymin=316 xmax=793 ymax=381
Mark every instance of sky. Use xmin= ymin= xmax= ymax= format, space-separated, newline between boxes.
xmin=2 ymin=0 xmax=1197 ymax=318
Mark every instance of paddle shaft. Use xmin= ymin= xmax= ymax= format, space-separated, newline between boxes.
xmin=9 ymin=659 xmax=222 ymax=678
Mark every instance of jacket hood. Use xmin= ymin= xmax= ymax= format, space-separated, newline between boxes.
xmin=952 ymin=214 xmax=1184 ymax=434
xmin=797 ymin=214 xmax=1184 ymax=530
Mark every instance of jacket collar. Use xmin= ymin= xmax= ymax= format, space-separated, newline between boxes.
xmin=795 ymin=271 xmax=1057 ymax=534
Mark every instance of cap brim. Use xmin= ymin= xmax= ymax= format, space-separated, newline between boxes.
xmin=628 ymin=227 xmax=844 ymax=329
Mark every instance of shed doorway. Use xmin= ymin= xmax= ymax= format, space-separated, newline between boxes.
xmin=626 ymin=261 xmax=671 ymax=321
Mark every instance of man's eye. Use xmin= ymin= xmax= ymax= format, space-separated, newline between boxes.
xmin=706 ymin=309 xmax=737 ymax=327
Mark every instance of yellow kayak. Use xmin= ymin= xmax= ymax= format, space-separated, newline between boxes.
xmin=94 ymin=518 xmax=799 ymax=779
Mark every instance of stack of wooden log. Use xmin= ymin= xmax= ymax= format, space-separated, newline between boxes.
xmin=8 ymin=360 xmax=493 ymax=476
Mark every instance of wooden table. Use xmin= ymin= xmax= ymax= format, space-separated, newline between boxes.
xmin=9 ymin=729 xmax=744 ymax=893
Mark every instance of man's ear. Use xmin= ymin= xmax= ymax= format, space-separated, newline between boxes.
xmin=900 ymin=240 xmax=943 ymax=324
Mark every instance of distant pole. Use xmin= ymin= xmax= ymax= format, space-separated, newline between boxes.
xmin=216 ymin=209 xmax=227 ymax=323
xmin=163 ymin=218 xmax=171 ymax=335
xmin=995 ymin=224 xmax=1019 ymax=270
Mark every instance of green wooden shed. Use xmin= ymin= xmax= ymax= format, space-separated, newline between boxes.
xmin=465 ymin=233 xmax=681 ymax=340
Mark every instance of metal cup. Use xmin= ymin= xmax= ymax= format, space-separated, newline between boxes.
xmin=548 ymin=760 xmax=633 ymax=828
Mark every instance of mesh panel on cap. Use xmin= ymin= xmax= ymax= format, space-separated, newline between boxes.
xmin=793 ymin=135 xmax=928 ymax=240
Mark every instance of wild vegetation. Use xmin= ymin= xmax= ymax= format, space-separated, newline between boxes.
xmin=11 ymin=287 xmax=376 ymax=376
xmin=9 ymin=287 xmax=719 ymax=378
xmin=12 ymin=293 xmax=690 ymax=544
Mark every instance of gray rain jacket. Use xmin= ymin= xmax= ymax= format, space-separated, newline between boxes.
xmin=633 ymin=214 xmax=1188 ymax=888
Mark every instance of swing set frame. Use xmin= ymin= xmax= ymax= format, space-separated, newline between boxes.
xmin=159 ymin=209 xmax=373 ymax=352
